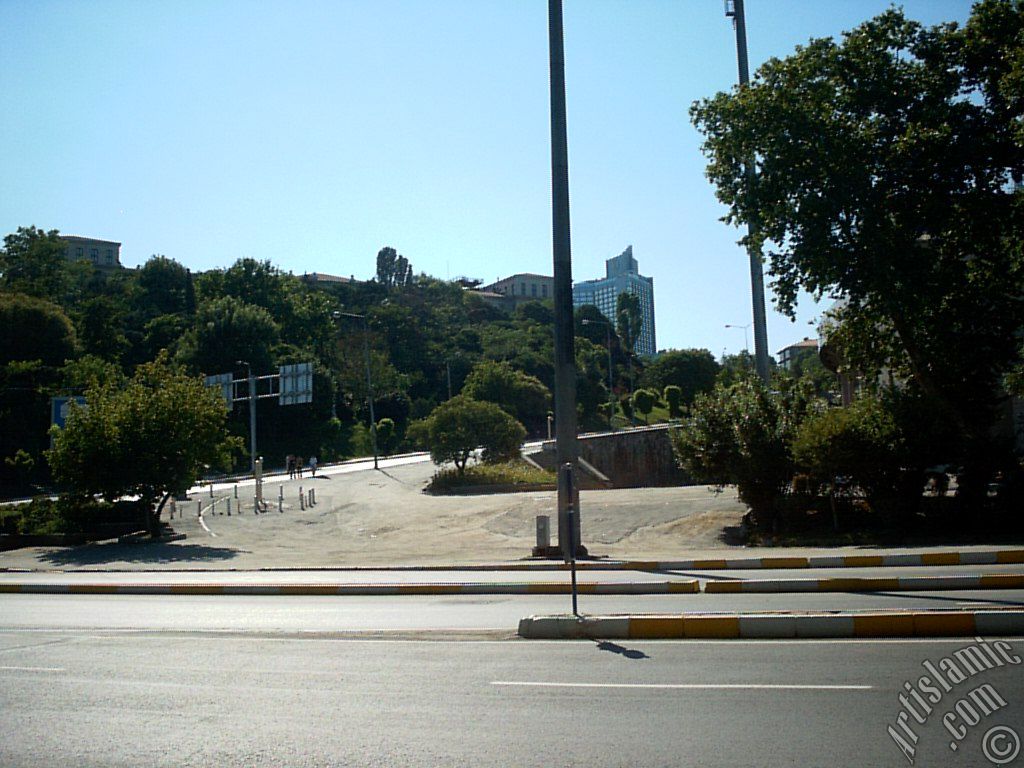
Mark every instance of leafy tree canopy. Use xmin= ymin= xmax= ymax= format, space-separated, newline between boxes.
xmin=422 ymin=395 xmax=525 ymax=475
xmin=0 ymin=226 xmax=68 ymax=301
xmin=47 ymin=353 xmax=237 ymax=532
xmin=0 ymin=292 xmax=77 ymax=368
xmin=639 ymin=349 xmax=719 ymax=407
xmin=691 ymin=2 xmax=1024 ymax=441
xmin=462 ymin=359 xmax=550 ymax=431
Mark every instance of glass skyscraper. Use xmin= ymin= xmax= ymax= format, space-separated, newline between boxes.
xmin=572 ymin=246 xmax=656 ymax=356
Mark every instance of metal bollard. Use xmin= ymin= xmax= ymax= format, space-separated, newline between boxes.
xmin=299 ymin=487 xmax=305 ymax=510
xmin=278 ymin=496 xmax=283 ymax=513
xmin=254 ymin=497 xmax=259 ymax=515
xmin=311 ymin=488 xmax=316 ymax=505
xmin=279 ymin=485 xmax=284 ymax=501
xmin=233 ymin=485 xmax=238 ymax=499
xmin=169 ymin=499 xmax=176 ymax=520
xmin=226 ymin=498 xmax=231 ymax=516
xmin=209 ymin=484 xmax=214 ymax=498
xmin=197 ymin=501 xmax=202 ymax=518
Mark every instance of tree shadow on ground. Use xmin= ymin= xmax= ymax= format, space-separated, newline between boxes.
xmin=37 ymin=542 xmax=248 ymax=567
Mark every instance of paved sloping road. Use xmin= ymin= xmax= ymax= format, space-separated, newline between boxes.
xmin=1 ymin=630 xmax=1022 ymax=767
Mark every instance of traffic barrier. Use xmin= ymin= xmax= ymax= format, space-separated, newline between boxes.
xmin=702 ymin=573 xmax=1024 ymax=593
xmin=517 ymin=609 xmax=1024 ymax=640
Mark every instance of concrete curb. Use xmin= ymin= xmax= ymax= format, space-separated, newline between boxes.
xmin=615 ymin=549 xmax=1024 ymax=572
xmin=704 ymin=573 xmax=1024 ymax=593
xmin=0 ymin=580 xmax=699 ymax=596
xmin=517 ymin=609 xmax=1024 ymax=639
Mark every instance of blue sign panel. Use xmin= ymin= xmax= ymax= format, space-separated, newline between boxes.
xmin=51 ymin=396 xmax=87 ymax=430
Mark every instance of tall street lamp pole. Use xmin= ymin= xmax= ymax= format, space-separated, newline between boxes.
xmin=235 ymin=360 xmax=257 ymax=473
xmin=335 ymin=311 xmax=379 ymax=470
xmin=582 ymin=319 xmax=616 ymax=432
xmin=725 ymin=0 xmax=770 ymax=383
xmin=725 ymin=323 xmax=750 ymax=356
xmin=548 ymin=0 xmax=582 ymax=558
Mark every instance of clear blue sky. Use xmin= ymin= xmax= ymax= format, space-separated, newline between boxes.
xmin=0 ymin=0 xmax=973 ymax=358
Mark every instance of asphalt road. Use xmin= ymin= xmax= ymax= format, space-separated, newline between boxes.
xmin=2 ymin=630 xmax=1022 ymax=767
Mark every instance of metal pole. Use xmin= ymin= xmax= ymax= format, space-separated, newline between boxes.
xmin=248 ymin=365 xmax=257 ymax=473
xmin=605 ymin=323 xmax=615 ymax=431
xmin=549 ymin=0 xmax=582 ymax=558
xmin=362 ymin=317 xmax=379 ymax=470
xmin=562 ymin=463 xmax=579 ymax=616
xmin=729 ymin=0 xmax=770 ymax=383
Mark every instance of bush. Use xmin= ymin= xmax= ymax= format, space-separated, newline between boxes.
xmin=422 ymin=395 xmax=526 ymax=475
xmin=426 ymin=460 xmax=555 ymax=493
xmin=664 ymin=385 xmax=683 ymax=419
xmin=631 ymin=389 xmax=657 ymax=424
xmin=670 ymin=375 xmax=815 ymax=531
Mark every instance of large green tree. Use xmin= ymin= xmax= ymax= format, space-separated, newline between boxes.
xmin=462 ymin=359 xmax=550 ymax=433
xmin=691 ymin=2 xmax=1024 ymax=463
xmin=0 ymin=226 xmax=68 ymax=301
xmin=639 ymin=349 xmax=719 ymax=408
xmin=47 ymin=354 xmax=237 ymax=534
xmin=421 ymin=395 xmax=525 ymax=475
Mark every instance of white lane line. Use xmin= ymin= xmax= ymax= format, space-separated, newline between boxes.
xmin=197 ymin=510 xmax=217 ymax=538
xmin=491 ymin=681 xmax=872 ymax=690
xmin=0 ymin=666 xmax=66 ymax=672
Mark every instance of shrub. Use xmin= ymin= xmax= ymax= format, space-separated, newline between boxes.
xmin=664 ymin=385 xmax=683 ymax=419
xmin=422 ymin=395 xmax=526 ymax=475
xmin=631 ymin=389 xmax=657 ymax=424
xmin=670 ymin=375 xmax=815 ymax=531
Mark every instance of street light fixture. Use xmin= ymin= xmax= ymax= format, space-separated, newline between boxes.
xmin=582 ymin=318 xmax=616 ymax=432
xmin=333 ymin=310 xmax=379 ymax=470
xmin=724 ymin=323 xmax=751 ymax=355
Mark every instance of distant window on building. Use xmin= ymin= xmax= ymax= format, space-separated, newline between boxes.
xmin=520 ymin=283 xmax=526 ymax=296
xmin=531 ymin=284 xmax=537 ymax=297
xmin=75 ymin=247 xmax=84 ymax=259
xmin=90 ymin=248 xmax=98 ymax=262
xmin=105 ymin=249 xmax=113 ymax=264
xmin=542 ymin=285 xmax=547 ymax=298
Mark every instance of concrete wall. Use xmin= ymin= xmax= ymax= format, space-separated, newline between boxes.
xmin=535 ymin=425 xmax=689 ymax=488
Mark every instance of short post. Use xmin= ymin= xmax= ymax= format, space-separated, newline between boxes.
xmin=226 ymin=498 xmax=231 ymax=516
xmin=197 ymin=501 xmax=202 ymax=517
xmin=279 ymin=485 xmax=284 ymax=501
xmin=254 ymin=497 xmax=259 ymax=515
xmin=209 ymin=484 xmax=214 ymax=498
xmin=299 ymin=487 xmax=305 ymax=510
xmin=561 ymin=463 xmax=579 ymax=617
xmin=278 ymin=496 xmax=283 ymax=513
xmin=233 ymin=485 xmax=238 ymax=499
xmin=169 ymin=499 xmax=176 ymax=519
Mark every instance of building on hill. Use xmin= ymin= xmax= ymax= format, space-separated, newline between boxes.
xmin=301 ymin=272 xmax=357 ymax=286
xmin=61 ymin=235 xmax=122 ymax=269
xmin=477 ymin=273 xmax=554 ymax=311
xmin=777 ymin=337 xmax=819 ymax=371
xmin=572 ymin=246 xmax=656 ymax=356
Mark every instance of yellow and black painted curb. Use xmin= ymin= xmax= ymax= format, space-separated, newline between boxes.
xmin=517 ymin=609 xmax=1024 ymax=640
xmin=704 ymin=573 xmax=1024 ymax=593
xmin=0 ymin=580 xmax=699 ymax=596
xmin=607 ymin=548 xmax=1024 ymax=572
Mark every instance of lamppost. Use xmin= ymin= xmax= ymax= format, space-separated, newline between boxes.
xmin=582 ymin=318 xmax=616 ymax=431
xmin=725 ymin=323 xmax=750 ymax=355
xmin=235 ymin=360 xmax=257 ymax=473
xmin=333 ymin=311 xmax=379 ymax=470
xmin=725 ymin=0 xmax=771 ymax=384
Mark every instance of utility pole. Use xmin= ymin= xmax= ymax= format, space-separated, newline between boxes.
xmin=548 ymin=0 xmax=582 ymax=558
xmin=236 ymin=360 xmax=257 ymax=473
xmin=726 ymin=0 xmax=770 ymax=383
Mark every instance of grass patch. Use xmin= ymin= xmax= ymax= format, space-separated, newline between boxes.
xmin=427 ymin=460 xmax=555 ymax=494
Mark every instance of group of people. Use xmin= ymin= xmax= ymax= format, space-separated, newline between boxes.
xmin=286 ymin=454 xmax=317 ymax=479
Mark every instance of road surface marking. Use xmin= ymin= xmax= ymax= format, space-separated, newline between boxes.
xmin=491 ymin=681 xmax=872 ymax=690
xmin=198 ymin=511 xmax=217 ymax=537
xmin=0 ymin=666 xmax=66 ymax=672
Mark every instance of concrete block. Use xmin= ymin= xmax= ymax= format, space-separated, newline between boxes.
xmin=973 ymin=611 xmax=1024 ymax=636
xmin=739 ymin=615 xmax=797 ymax=638
xmin=794 ymin=615 xmax=855 ymax=638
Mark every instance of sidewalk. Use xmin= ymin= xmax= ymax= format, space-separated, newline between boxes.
xmin=1 ymin=456 xmax=1021 ymax=572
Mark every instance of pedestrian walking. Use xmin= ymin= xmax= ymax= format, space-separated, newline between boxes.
xmin=310 ymin=455 xmax=317 ymax=477
xmin=286 ymin=454 xmax=295 ymax=479
xmin=296 ymin=457 xmax=303 ymax=479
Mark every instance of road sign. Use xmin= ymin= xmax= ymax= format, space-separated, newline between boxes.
xmin=279 ymin=362 xmax=313 ymax=405
xmin=203 ymin=373 xmax=233 ymax=410
xmin=51 ymin=396 xmax=87 ymax=430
